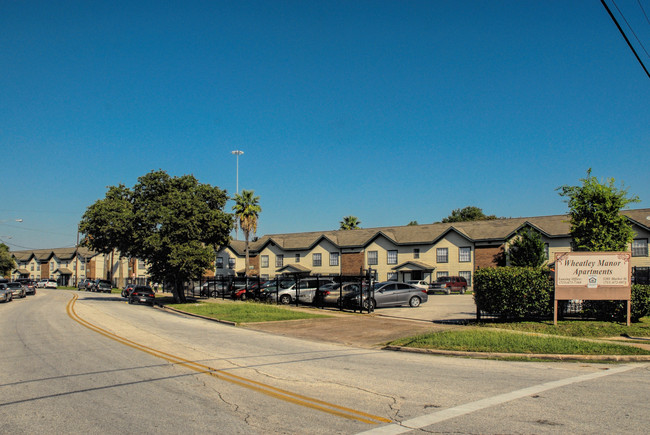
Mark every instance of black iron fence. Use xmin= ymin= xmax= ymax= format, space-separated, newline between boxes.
xmin=633 ymin=266 xmax=650 ymax=285
xmin=183 ymin=270 xmax=377 ymax=313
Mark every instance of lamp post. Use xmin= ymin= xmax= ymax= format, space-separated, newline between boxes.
xmin=231 ymin=150 xmax=244 ymax=240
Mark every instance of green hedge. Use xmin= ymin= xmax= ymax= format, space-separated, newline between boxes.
xmin=582 ymin=285 xmax=650 ymax=322
xmin=474 ymin=267 xmax=553 ymax=320
xmin=475 ymin=267 xmax=650 ymax=322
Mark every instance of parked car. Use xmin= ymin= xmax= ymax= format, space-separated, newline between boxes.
xmin=78 ymin=279 xmax=93 ymax=291
xmin=342 ymin=281 xmax=428 ymax=310
xmin=44 ymin=279 xmax=58 ymax=289
xmin=36 ymin=279 xmax=49 ymax=288
xmin=258 ymin=279 xmax=297 ymax=304
xmin=294 ymin=278 xmax=335 ymax=304
xmin=16 ymin=278 xmax=37 ymax=295
xmin=428 ymin=276 xmax=468 ymax=294
xmin=406 ymin=280 xmax=430 ymax=290
xmin=92 ymin=279 xmax=112 ymax=293
xmin=313 ymin=282 xmax=364 ymax=307
xmin=6 ymin=282 xmax=26 ymax=299
xmin=128 ymin=286 xmax=155 ymax=306
xmin=0 ymin=284 xmax=12 ymax=303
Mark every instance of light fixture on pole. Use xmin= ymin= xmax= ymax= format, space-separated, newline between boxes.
xmin=231 ymin=150 xmax=244 ymax=240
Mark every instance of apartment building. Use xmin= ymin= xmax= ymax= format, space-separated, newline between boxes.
xmin=215 ymin=209 xmax=650 ymax=288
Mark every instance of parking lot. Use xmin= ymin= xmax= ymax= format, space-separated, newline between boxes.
xmin=370 ymin=293 xmax=477 ymax=323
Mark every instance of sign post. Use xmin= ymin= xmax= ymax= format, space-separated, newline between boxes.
xmin=554 ymin=252 xmax=632 ymax=326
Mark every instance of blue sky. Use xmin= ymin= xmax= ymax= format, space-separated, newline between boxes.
xmin=1 ymin=0 xmax=649 ymax=249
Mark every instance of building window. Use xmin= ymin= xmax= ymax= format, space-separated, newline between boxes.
xmin=437 ymin=248 xmax=448 ymax=263
xmin=437 ymin=271 xmax=449 ymax=279
xmin=30 ymin=264 xmax=34 ymax=271
xmin=228 ymin=258 xmax=236 ymax=269
xmin=368 ymin=250 xmax=378 ymax=265
xmin=459 ymin=271 xmax=472 ymax=286
xmin=313 ymin=253 xmax=322 ymax=267
xmin=261 ymin=274 xmax=269 ymax=280
xmin=276 ymin=255 xmax=284 ymax=268
xmin=632 ymin=239 xmax=648 ymax=257
xmin=80 ymin=262 xmax=84 ymax=271
xmin=260 ymin=255 xmax=268 ymax=268
xmin=544 ymin=243 xmax=550 ymax=260
xmin=138 ymin=260 xmax=146 ymax=270
xmin=413 ymin=248 xmax=420 ymax=259
xmin=330 ymin=252 xmax=339 ymax=266
xmin=387 ymin=250 xmax=398 ymax=265
xmin=459 ymin=247 xmax=471 ymax=262
xmin=295 ymin=253 xmax=300 ymax=263
xmin=50 ymin=261 xmax=55 ymax=269
xmin=387 ymin=272 xmax=397 ymax=281
xmin=37 ymin=264 xmax=40 ymax=271
xmin=216 ymin=257 xmax=224 ymax=268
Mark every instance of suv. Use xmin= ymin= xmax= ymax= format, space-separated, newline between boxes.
xmin=92 ymin=279 xmax=112 ymax=293
xmin=428 ymin=276 xmax=468 ymax=294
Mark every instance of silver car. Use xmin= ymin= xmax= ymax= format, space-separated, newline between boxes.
xmin=0 ymin=284 xmax=12 ymax=303
xmin=342 ymin=281 xmax=428 ymax=310
xmin=6 ymin=282 xmax=26 ymax=299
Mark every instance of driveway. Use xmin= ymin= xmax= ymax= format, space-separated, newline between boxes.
xmin=373 ymin=293 xmax=477 ymax=323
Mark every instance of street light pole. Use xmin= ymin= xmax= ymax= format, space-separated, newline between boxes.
xmin=231 ymin=150 xmax=244 ymax=240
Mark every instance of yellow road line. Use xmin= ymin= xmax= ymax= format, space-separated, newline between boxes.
xmin=66 ymin=293 xmax=391 ymax=425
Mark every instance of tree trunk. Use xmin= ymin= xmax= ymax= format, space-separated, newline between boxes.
xmin=173 ymin=276 xmax=186 ymax=303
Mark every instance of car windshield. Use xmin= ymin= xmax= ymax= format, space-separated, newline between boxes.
xmin=437 ymin=277 xmax=452 ymax=283
xmin=99 ymin=280 xmax=111 ymax=285
xmin=7 ymin=283 xmax=22 ymax=288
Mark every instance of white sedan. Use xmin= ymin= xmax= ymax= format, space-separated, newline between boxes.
xmin=406 ymin=280 xmax=430 ymax=291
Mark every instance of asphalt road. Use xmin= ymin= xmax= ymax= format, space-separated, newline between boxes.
xmin=1 ymin=290 xmax=649 ymax=434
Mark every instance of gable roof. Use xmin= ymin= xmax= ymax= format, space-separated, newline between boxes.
xmin=231 ymin=208 xmax=649 ymax=254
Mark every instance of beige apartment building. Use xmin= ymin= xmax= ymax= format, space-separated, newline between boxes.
xmin=215 ymin=209 xmax=650 ymax=287
xmin=10 ymin=248 xmax=150 ymax=288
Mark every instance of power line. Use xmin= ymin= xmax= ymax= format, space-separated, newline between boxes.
xmin=612 ymin=0 xmax=650 ymax=58
xmin=637 ymin=0 xmax=650 ymax=27
xmin=601 ymin=0 xmax=650 ymax=80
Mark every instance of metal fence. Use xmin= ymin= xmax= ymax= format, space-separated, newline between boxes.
xmin=183 ymin=270 xmax=377 ymax=313
xmin=633 ymin=267 xmax=650 ymax=285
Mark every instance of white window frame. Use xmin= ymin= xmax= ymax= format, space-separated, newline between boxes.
xmin=459 ymin=247 xmax=471 ymax=262
xmin=368 ymin=250 xmax=378 ymax=265
xmin=632 ymin=239 xmax=648 ymax=257
xmin=387 ymin=250 xmax=398 ymax=265
xmin=313 ymin=253 xmax=322 ymax=267
xmin=260 ymin=255 xmax=269 ymax=268
xmin=459 ymin=271 xmax=472 ymax=286
xmin=329 ymin=252 xmax=339 ymax=267
xmin=437 ymin=248 xmax=448 ymax=263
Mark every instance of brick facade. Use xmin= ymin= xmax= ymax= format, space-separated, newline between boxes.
xmin=474 ymin=245 xmax=506 ymax=269
xmin=341 ymin=252 xmax=364 ymax=276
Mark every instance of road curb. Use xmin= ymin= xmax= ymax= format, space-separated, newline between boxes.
xmin=382 ymin=345 xmax=650 ymax=362
xmin=157 ymin=303 xmax=237 ymax=326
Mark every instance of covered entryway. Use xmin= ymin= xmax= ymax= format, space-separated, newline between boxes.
xmin=391 ymin=261 xmax=436 ymax=283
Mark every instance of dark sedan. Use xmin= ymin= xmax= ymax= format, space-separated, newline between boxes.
xmin=128 ymin=286 xmax=155 ymax=306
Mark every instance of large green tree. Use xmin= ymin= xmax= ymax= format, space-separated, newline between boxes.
xmin=0 ymin=243 xmax=15 ymax=277
xmin=232 ymin=190 xmax=261 ymax=276
xmin=507 ymin=228 xmax=547 ymax=267
xmin=441 ymin=206 xmax=497 ymax=223
xmin=339 ymin=216 xmax=361 ymax=230
xmin=557 ymin=169 xmax=639 ymax=251
xmin=79 ymin=170 xmax=233 ymax=302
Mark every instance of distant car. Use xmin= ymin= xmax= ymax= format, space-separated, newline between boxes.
xmin=128 ymin=286 xmax=155 ymax=306
xmin=406 ymin=280 xmax=430 ymax=291
xmin=44 ymin=279 xmax=58 ymax=289
xmin=342 ymin=281 xmax=428 ymax=310
xmin=0 ymin=284 xmax=12 ymax=302
xmin=295 ymin=278 xmax=335 ymax=304
xmin=17 ymin=279 xmax=37 ymax=295
xmin=36 ymin=279 xmax=49 ymax=288
xmin=92 ymin=279 xmax=112 ymax=293
xmin=78 ymin=279 xmax=93 ymax=291
xmin=428 ymin=276 xmax=468 ymax=294
xmin=6 ymin=282 xmax=26 ymax=299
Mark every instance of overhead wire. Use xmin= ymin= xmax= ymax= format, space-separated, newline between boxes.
xmin=612 ymin=0 xmax=650 ymax=58
xmin=601 ymin=0 xmax=650 ymax=79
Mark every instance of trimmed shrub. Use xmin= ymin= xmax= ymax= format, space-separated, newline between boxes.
xmin=582 ymin=284 xmax=650 ymax=322
xmin=474 ymin=267 xmax=553 ymax=320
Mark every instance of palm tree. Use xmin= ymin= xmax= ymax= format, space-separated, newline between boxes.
xmin=232 ymin=190 xmax=261 ymax=276
xmin=339 ymin=216 xmax=361 ymax=230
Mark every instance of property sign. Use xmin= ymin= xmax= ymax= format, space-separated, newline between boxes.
xmin=554 ymin=251 xmax=632 ymax=325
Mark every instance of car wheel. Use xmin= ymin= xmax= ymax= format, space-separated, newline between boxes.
xmin=279 ymin=294 xmax=291 ymax=305
xmin=409 ymin=296 xmax=421 ymax=307
xmin=362 ymin=299 xmax=376 ymax=310
xmin=460 ymin=286 xmax=466 ymax=294
xmin=128 ymin=298 xmax=133 ymax=304
xmin=240 ymin=293 xmax=247 ymax=301
xmin=445 ymin=289 xmax=451 ymax=295
xmin=210 ymin=290 xmax=219 ymax=298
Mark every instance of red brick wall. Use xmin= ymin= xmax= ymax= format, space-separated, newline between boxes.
xmin=474 ymin=245 xmax=506 ymax=269
xmin=341 ymin=252 xmax=364 ymax=275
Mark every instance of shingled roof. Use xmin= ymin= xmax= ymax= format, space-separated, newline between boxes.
xmin=234 ymin=208 xmax=649 ymax=254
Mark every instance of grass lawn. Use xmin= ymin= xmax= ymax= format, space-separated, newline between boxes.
xmin=477 ymin=317 xmax=650 ymax=338
xmin=389 ymin=328 xmax=650 ymax=355
xmin=168 ymin=300 xmax=331 ymax=324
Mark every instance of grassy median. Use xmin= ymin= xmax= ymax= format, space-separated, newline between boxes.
xmin=168 ymin=300 xmax=330 ymax=324
xmin=389 ymin=328 xmax=650 ymax=355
